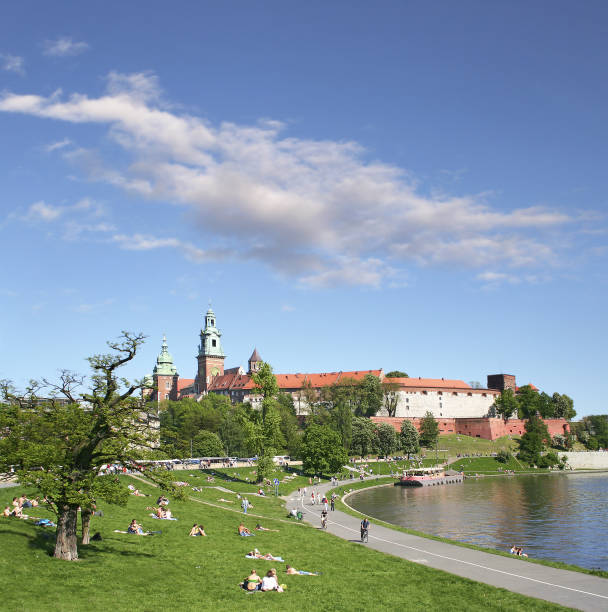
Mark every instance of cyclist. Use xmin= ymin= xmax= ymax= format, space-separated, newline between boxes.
xmin=320 ymin=509 xmax=328 ymax=529
xmin=360 ymin=517 xmax=370 ymax=542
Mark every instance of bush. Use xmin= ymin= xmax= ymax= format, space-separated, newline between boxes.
xmin=537 ymin=451 xmax=559 ymax=469
xmin=496 ymin=450 xmax=511 ymax=464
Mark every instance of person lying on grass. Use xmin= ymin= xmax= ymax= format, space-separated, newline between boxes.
xmin=238 ymin=523 xmax=254 ymax=536
xmin=255 ymin=524 xmax=278 ymax=532
xmin=152 ymin=507 xmax=177 ymax=520
xmin=189 ymin=524 xmax=206 ymax=536
xmin=246 ymin=549 xmax=284 ymax=562
xmin=218 ymin=498 xmax=234 ymax=503
xmin=131 ymin=489 xmax=147 ymax=497
xmin=285 ymin=565 xmax=320 ymax=575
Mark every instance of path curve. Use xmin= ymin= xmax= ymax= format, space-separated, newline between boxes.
xmin=285 ymin=477 xmax=608 ymax=612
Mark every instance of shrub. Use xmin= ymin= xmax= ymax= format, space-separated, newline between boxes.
xmin=496 ymin=450 xmax=511 ymax=464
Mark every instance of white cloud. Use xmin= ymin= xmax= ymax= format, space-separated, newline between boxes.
xmin=112 ymin=233 xmax=232 ymax=263
xmin=0 ymin=54 xmax=25 ymax=75
xmin=45 ymin=138 xmax=72 ymax=152
xmin=43 ymin=37 xmax=89 ymax=57
xmin=25 ymin=201 xmax=64 ymax=222
xmin=0 ymin=73 xmax=590 ymax=287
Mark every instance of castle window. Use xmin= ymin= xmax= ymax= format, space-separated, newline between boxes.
xmin=211 ymin=319 xmax=215 ymax=326
xmin=212 ymin=339 xmax=217 ymax=347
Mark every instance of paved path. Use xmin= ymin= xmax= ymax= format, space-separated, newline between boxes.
xmin=285 ymin=478 xmax=608 ymax=612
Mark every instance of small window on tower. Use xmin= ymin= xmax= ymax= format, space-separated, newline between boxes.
xmin=211 ymin=319 xmax=215 ymax=326
xmin=212 ymin=339 xmax=217 ymax=347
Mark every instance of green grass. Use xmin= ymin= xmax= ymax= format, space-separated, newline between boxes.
xmin=331 ymin=478 xmax=608 ymax=580
xmin=448 ymin=456 xmax=551 ymax=474
xmin=0 ymin=476 xmax=574 ymax=611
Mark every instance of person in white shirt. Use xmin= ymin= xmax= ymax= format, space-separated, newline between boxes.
xmin=260 ymin=568 xmax=280 ymax=591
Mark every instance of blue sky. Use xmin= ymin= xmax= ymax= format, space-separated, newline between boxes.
xmin=1 ymin=1 xmax=606 ymax=417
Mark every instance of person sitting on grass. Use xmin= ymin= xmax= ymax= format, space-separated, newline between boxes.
xmin=285 ymin=565 xmax=320 ymax=575
xmin=238 ymin=523 xmax=254 ymax=536
xmin=255 ymin=524 xmax=279 ymax=532
xmin=2 ymin=506 xmax=11 ymax=517
xmin=243 ymin=569 xmax=262 ymax=591
xmin=189 ymin=523 xmax=206 ymax=536
xmin=128 ymin=519 xmax=145 ymax=535
xmin=260 ymin=569 xmax=283 ymax=592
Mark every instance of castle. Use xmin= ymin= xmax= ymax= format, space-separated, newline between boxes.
xmin=147 ymin=307 xmax=570 ymax=441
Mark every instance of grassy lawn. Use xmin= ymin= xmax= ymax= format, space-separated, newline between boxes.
xmin=0 ymin=476 xmax=573 ymax=611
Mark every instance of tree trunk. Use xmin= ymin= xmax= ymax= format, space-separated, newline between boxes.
xmin=54 ymin=504 xmax=79 ymax=560
xmin=81 ymin=509 xmax=92 ymax=545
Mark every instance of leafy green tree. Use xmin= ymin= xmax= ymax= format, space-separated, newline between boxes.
xmin=252 ymin=361 xmax=279 ymax=422
xmin=350 ymin=416 xmax=378 ymax=456
xmin=419 ymin=411 xmax=439 ymax=448
xmin=356 ymin=374 xmax=384 ymax=417
xmin=537 ymin=392 xmax=554 ymax=418
xmin=399 ymin=420 xmax=420 ymax=459
xmin=301 ymin=424 xmax=348 ymax=475
xmin=217 ymin=404 xmax=249 ymax=456
xmin=0 ymin=333 xmax=182 ymax=561
xmin=516 ymin=385 xmax=540 ymax=419
xmin=494 ymin=388 xmax=518 ymax=420
xmin=191 ymin=430 xmax=225 ymax=456
xmin=328 ymin=401 xmax=353 ymax=450
xmin=375 ymin=422 xmax=398 ymax=457
xmin=552 ymin=393 xmax=576 ymax=420
xmin=385 ymin=371 xmax=408 ymax=378
xmin=518 ymin=414 xmax=550 ymax=465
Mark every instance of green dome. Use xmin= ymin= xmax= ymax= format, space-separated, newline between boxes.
xmin=153 ymin=336 xmax=178 ymax=376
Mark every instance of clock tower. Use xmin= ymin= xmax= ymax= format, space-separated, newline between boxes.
xmin=195 ymin=305 xmax=225 ymax=392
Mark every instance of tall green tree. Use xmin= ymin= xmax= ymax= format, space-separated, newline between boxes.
xmin=516 ymin=385 xmax=540 ymax=420
xmin=518 ymin=414 xmax=550 ymax=465
xmin=494 ymin=388 xmax=518 ymax=420
xmin=301 ymin=424 xmax=348 ymax=475
xmin=419 ymin=411 xmax=439 ymax=448
xmin=552 ymin=393 xmax=576 ymax=420
xmin=356 ymin=374 xmax=384 ymax=417
xmin=375 ymin=422 xmax=398 ymax=456
xmin=0 ymin=332 xmax=182 ymax=561
xmin=328 ymin=401 xmax=353 ymax=450
xmin=385 ymin=371 xmax=408 ymax=378
xmin=400 ymin=420 xmax=420 ymax=459
xmin=350 ymin=416 xmax=378 ymax=456
xmin=383 ymin=380 xmax=400 ymax=417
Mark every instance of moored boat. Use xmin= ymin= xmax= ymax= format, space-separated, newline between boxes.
xmin=394 ymin=466 xmax=463 ymax=487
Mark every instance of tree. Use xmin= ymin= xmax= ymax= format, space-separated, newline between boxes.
xmin=300 ymin=424 xmax=348 ymax=475
xmin=328 ymin=401 xmax=352 ymax=450
xmin=385 ymin=371 xmax=408 ymax=378
xmin=252 ymin=361 xmax=279 ymax=422
xmin=217 ymin=404 xmax=249 ymax=457
xmin=419 ymin=411 xmax=439 ymax=448
xmin=516 ymin=385 xmax=540 ymax=420
xmin=383 ymin=381 xmax=400 ymax=418
xmin=375 ymin=422 xmax=398 ymax=457
xmin=552 ymin=393 xmax=576 ymax=420
xmin=191 ymin=430 xmax=225 ymax=456
xmin=518 ymin=414 xmax=550 ymax=465
xmin=356 ymin=374 xmax=384 ymax=417
xmin=350 ymin=417 xmax=378 ymax=456
xmin=494 ymin=389 xmax=518 ymax=421
xmin=0 ymin=332 xmax=182 ymax=561
xmin=399 ymin=420 xmax=420 ymax=459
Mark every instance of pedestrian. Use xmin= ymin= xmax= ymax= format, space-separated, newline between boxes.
xmin=330 ymin=496 xmax=335 ymax=512
xmin=242 ymin=498 xmax=249 ymax=514
xmin=311 ymin=492 xmax=315 ymax=506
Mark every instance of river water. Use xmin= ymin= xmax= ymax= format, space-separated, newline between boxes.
xmin=349 ymin=472 xmax=608 ymax=571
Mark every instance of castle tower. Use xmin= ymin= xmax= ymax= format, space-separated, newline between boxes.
xmin=195 ymin=305 xmax=225 ymax=392
xmin=153 ymin=335 xmax=179 ymax=402
xmin=248 ymin=348 xmax=262 ymax=375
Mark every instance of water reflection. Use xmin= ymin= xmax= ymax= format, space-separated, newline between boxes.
xmin=349 ymin=473 xmax=608 ymax=571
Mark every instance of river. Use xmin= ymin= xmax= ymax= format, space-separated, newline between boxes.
xmin=349 ymin=472 xmax=608 ymax=571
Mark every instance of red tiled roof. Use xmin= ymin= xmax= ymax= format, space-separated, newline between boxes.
xmin=177 ymin=378 xmax=194 ymax=391
xmin=384 ymin=377 xmax=472 ymax=390
xmin=205 ymin=369 xmax=383 ymax=393
xmin=516 ymin=383 xmax=539 ymax=392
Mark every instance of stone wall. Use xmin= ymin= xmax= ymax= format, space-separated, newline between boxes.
xmin=383 ymin=388 xmax=499 ymax=419
xmin=371 ymin=416 xmax=570 ymax=441
xmin=557 ymin=451 xmax=608 ymax=469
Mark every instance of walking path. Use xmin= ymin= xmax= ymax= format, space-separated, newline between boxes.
xmin=285 ymin=477 xmax=608 ymax=612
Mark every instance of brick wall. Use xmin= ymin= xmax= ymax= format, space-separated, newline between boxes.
xmin=371 ymin=416 xmax=570 ymax=441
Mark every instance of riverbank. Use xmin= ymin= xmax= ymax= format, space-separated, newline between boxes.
xmin=286 ymin=477 xmax=608 ymax=611
xmin=335 ymin=476 xmax=608 ymax=579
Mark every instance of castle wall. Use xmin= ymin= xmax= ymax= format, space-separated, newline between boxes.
xmin=386 ymin=388 xmax=499 ymax=419
xmin=557 ymin=451 xmax=608 ymax=469
xmin=371 ymin=416 xmax=570 ymax=441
